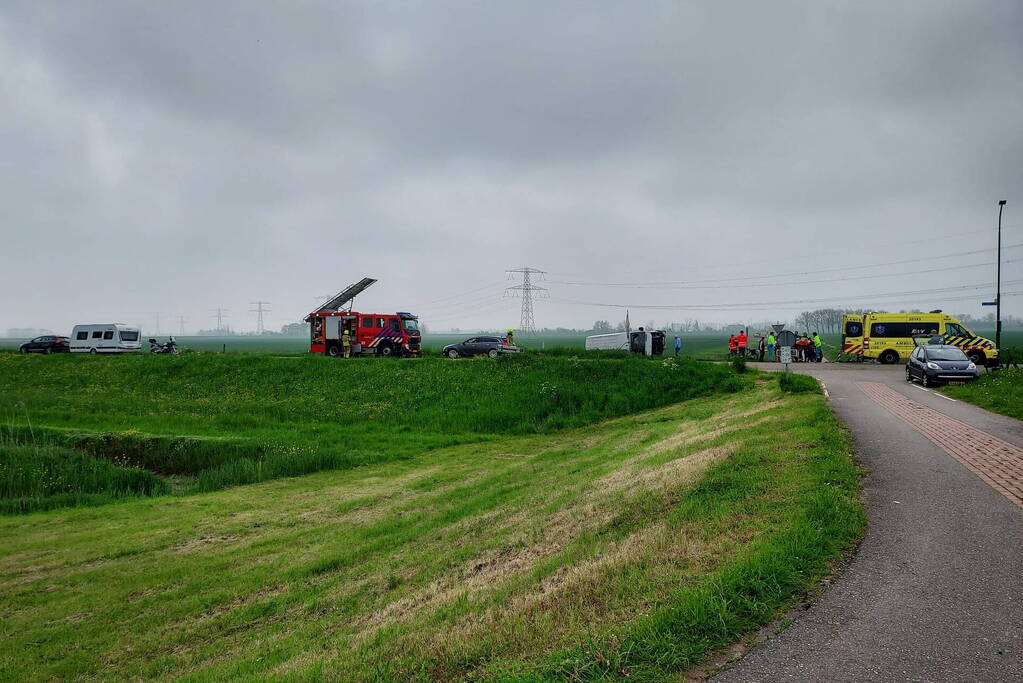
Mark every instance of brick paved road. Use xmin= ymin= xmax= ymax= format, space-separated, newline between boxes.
xmin=859 ymin=381 xmax=1023 ymax=507
xmin=716 ymin=363 xmax=1022 ymax=682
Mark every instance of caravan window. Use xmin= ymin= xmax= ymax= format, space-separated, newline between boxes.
xmin=76 ymin=331 xmax=88 ymax=340
xmin=92 ymin=331 xmax=103 ymax=339
xmin=103 ymin=331 xmax=114 ymax=340
xmin=119 ymin=330 xmax=139 ymax=342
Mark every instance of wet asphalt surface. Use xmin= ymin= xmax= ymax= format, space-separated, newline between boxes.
xmin=714 ymin=362 xmax=1022 ymax=683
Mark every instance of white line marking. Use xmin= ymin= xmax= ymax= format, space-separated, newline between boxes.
xmin=910 ymin=384 xmax=959 ymax=402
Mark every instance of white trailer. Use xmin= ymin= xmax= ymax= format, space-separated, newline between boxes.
xmin=70 ymin=323 xmax=142 ymax=353
xmin=585 ymin=330 xmax=665 ymax=356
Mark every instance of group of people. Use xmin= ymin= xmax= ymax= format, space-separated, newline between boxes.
xmin=792 ymin=332 xmax=824 ymax=362
xmin=728 ymin=330 xmax=824 ymax=362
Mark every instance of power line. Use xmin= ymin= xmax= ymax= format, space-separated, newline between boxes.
xmin=550 ymin=257 xmax=1023 ymax=291
xmin=250 ymin=301 xmax=271 ymax=335
xmin=505 ymin=267 xmax=548 ymax=334
xmin=548 ymin=243 xmax=1023 ymax=289
xmin=408 ymin=281 xmax=509 ymax=308
xmin=547 ymin=227 xmax=1017 ymax=281
xmin=544 ymin=279 xmax=1023 ymax=312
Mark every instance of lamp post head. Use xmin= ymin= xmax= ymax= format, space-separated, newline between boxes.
xmin=999 ymin=200 xmax=1007 ymax=206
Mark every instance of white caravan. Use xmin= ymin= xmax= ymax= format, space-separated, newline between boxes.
xmin=69 ymin=324 xmax=142 ymax=353
xmin=585 ymin=330 xmax=666 ymax=357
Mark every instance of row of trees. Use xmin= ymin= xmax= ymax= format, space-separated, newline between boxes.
xmin=791 ymin=308 xmax=851 ymax=334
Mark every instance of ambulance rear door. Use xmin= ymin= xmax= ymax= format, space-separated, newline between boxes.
xmin=842 ymin=314 xmax=864 ymax=358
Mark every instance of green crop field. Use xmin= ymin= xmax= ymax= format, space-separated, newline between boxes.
xmin=0 ymin=350 xmax=863 ymax=680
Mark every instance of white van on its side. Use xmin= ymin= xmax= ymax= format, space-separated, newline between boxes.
xmin=69 ymin=324 xmax=143 ymax=353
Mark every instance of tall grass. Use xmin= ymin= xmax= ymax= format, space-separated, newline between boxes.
xmin=779 ymin=371 xmax=820 ymax=393
xmin=0 ymin=440 xmax=169 ymax=514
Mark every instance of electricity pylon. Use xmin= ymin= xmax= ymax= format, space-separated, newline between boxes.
xmin=250 ymin=301 xmax=271 ymax=334
xmin=211 ymin=308 xmax=229 ymax=333
xmin=505 ymin=267 xmax=548 ymax=334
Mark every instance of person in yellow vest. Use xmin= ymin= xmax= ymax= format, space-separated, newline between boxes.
xmin=506 ymin=329 xmax=514 ymax=346
xmin=342 ymin=328 xmax=352 ymax=358
xmin=812 ymin=332 xmax=823 ymax=363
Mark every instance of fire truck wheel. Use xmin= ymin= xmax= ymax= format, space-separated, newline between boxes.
xmin=326 ymin=345 xmax=341 ymax=357
xmin=379 ymin=344 xmax=394 ymax=357
xmin=446 ymin=349 xmax=459 ymax=359
xmin=488 ymin=349 xmax=499 ymax=358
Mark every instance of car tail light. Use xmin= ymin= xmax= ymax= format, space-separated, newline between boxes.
xmin=863 ymin=338 xmax=870 ymax=349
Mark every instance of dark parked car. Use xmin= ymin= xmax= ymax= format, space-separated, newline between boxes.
xmin=442 ymin=336 xmax=520 ymax=359
xmin=19 ymin=335 xmax=70 ymax=354
xmin=906 ymin=345 xmax=979 ymax=387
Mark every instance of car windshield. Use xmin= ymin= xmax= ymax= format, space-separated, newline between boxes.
xmin=927 ymin=348 xmax=968 ymax=361
xmin=402 ymin=318 xmax=419 ymax=332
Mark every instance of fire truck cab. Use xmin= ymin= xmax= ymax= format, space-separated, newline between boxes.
xmin=305 ymin=278 xmax=422 ymax=358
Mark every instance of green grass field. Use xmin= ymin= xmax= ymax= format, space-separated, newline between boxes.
xmin=0 ymin=369 xmax=863 ymax=680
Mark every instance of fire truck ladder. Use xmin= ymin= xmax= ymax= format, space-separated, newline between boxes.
xmin=311 ymin=277 xmax=377 ymax=315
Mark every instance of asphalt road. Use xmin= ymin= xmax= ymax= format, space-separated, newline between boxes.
xmin=715 ymin=362 xmax=1022 ymax=682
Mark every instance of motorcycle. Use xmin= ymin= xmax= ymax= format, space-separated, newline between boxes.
xmin=149 ymin=336 xmax=180 ymax=355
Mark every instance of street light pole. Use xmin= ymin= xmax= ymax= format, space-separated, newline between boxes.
xmin=996 ymin=200 xmax=1006 ymax=350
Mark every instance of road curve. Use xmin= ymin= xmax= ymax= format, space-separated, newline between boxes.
xmin=714 ymin=362 xmax=1022 ymax=682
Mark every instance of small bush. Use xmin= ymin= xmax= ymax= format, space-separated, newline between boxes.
xmin=779 ymin=372 xmax=819 ymax=394
xmin=731 ymin=356 xmax=747 ymax=374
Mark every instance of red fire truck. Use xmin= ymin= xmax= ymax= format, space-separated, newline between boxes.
xmin=305 ymin=278 xmax=422 ymax=357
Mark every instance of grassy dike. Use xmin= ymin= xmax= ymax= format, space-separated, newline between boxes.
xmin=0 ymin=377 xmax=863 ymax=680
xmin=0 ymin=353 xmax=742 ymax=512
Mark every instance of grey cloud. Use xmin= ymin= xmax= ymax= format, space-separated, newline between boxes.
xmin=1 ymin=1 xmax=1021 ymax=334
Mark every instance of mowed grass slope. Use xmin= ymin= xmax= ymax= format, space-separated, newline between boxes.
xmin=0 ymin=379 xmax=862 ymax=680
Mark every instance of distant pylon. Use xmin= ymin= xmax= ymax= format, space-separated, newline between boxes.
xmin=211 ymin=307 xmax=229 ymax=333
xmin=505 ymin=267 xmax=548 ymax=334
xmin=250 ymin=301 xmax=271 ymax=334
xmin=177 ymin=315 xmax=186 ymax=336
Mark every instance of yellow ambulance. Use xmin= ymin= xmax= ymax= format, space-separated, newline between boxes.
xmin=841 ymin=311 xmax=998 ymax=366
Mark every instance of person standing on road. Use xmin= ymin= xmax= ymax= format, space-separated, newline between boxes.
xmin=737 ymin=330 xmax=748 ymax=357
xmin=813 ymin=332 xmax=823 ymax=362
xmin=728 ymin=333 xmax=738 ymax=356
xmin=674 ymin=335 xmax=682 ymax=357
xmin=767 ymin=331 xmax=776 ymax=362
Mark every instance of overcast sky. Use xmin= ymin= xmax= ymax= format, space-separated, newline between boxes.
xmin=2 ymin=1 xmax=1021 ymax=335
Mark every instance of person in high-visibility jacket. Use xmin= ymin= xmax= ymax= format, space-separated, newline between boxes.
xmin=737 ymin=330 xmax=748 ymax=355
xmin=813 ymin=332 xmax=823 ymax=363
xmin=728 ymin=334 xmax=738 ymax=356
xmin=506 ymin=329 xmax=514 ymax=346
xmin=341 ymin=328 xmax=352 ymax=358
xmin=766 ymin=332 xmax=776 ymax=362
